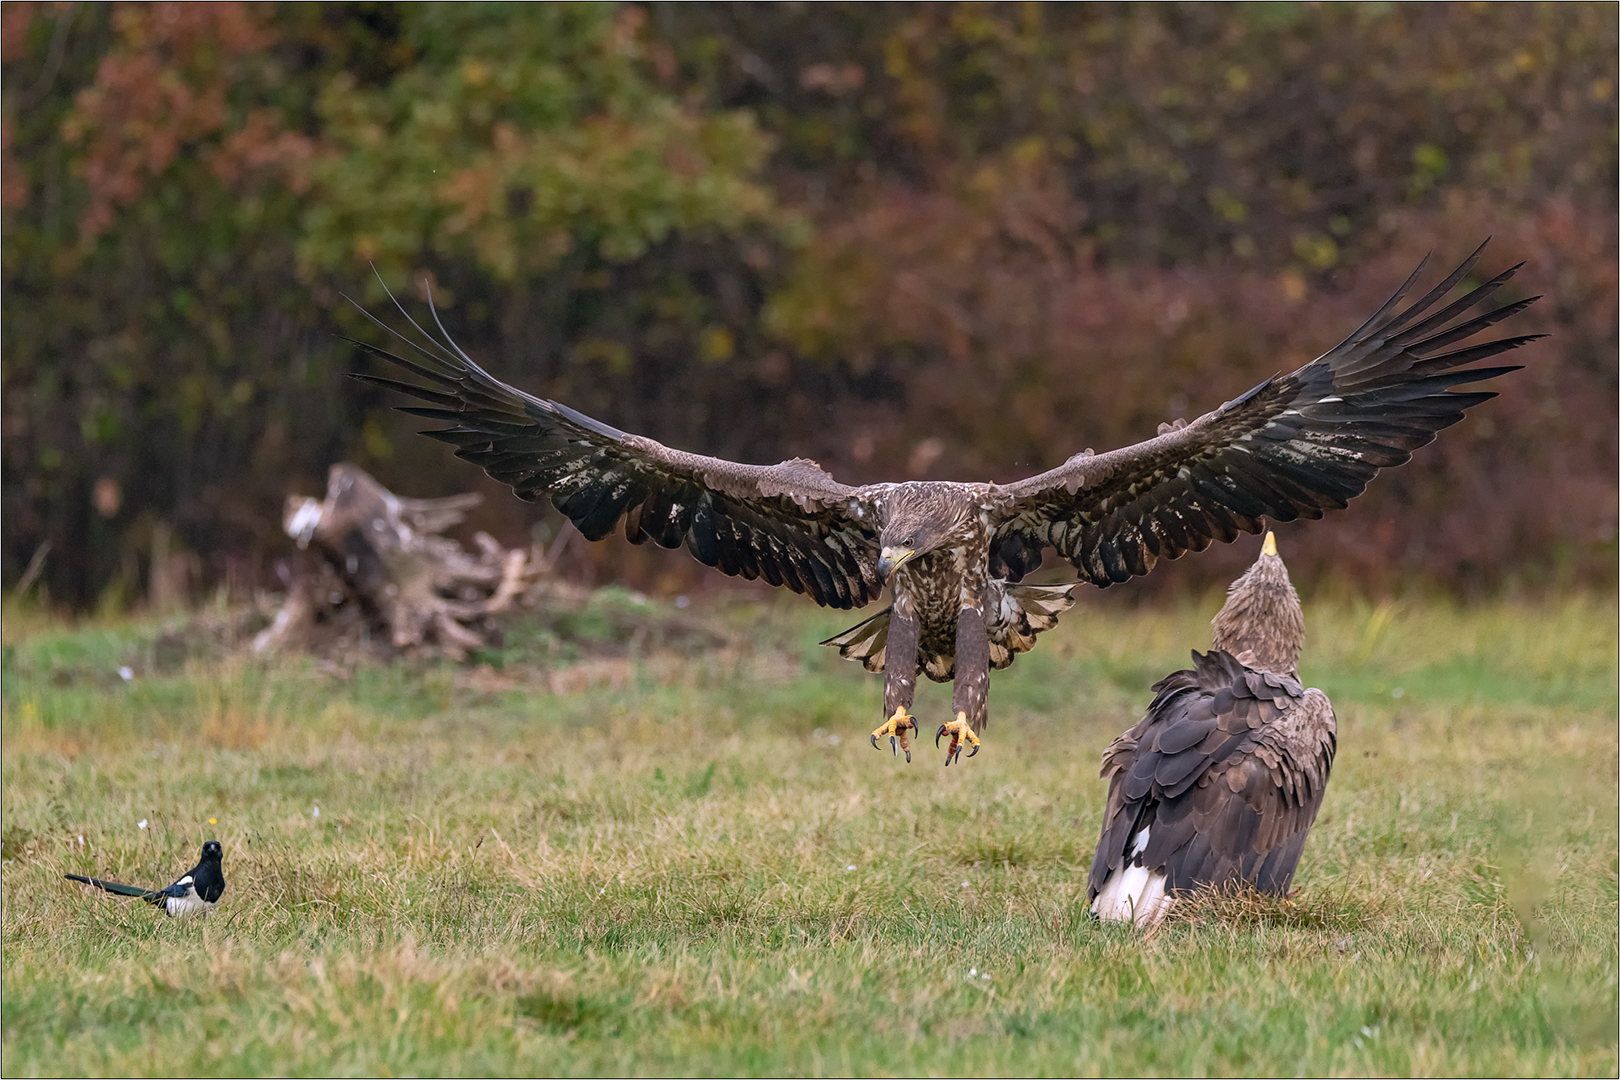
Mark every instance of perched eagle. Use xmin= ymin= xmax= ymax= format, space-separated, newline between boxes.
xmin=1088 ymin=533 xmax=1333 ymax=926
xmin=349 ymin=243 xmax=1538 ymax=762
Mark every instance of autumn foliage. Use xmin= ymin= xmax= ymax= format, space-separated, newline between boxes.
xmin=2 ymin=3 xmax=1614 ymax=607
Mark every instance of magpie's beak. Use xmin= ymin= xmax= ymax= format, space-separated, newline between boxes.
xmin=877 ymin=546 xmax=916 ymax=582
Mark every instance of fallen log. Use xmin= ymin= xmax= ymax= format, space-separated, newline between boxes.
xmin=254 ymin=464 xmax=530 ymax=660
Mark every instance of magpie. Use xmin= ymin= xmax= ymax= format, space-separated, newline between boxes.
xmin=65 ymin=840 xmax=226 ymax=917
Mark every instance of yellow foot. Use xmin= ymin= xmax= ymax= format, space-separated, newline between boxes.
xmin=936 ymin=711 xmax=981 ymax=766
xmin=870 ymin=707 xmax=919 ymax=763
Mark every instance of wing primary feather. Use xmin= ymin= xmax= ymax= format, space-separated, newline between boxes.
xmin=1387 ymin=271 xmax=1529 ymax=350
xmin=395 ymin=406 xmax=463 ymax=421
xmin=1375 ymin=238 xmax=1491 ymax=339
xmin=1382 ymin=365 xmax=1523 ymax=400
xmin=424 ymin=279 xmax=482 ymax=369
xmin=342 ymin=336 xmax=462 ymax=388
xmin=1409 ymin=336 xmax=1545 ymax=374
xmin=347 ymin=372 xmax=463 ymax=407
xmin=1333 ymin=248 xmax=1433 ymax=347
xmin=343 ymin=286 xmax=461 ymax=373
xmin=372 ymin=267 xmax=468 ymax=370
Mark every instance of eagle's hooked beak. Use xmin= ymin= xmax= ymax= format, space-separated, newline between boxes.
xmin=877 ymin=546 xmax=916 ymax=582
xmin=1262 ymin=531 xmax=1278 ymax=557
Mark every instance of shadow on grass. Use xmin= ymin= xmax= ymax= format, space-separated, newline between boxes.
xmin=1161 ymin=882 xmax=1386 ymax=934
xmin=515 ymin=987 xmax=626 ymax=1037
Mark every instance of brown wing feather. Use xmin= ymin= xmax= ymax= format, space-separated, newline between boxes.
xmin=1086 ymin=650 xmax=1336 ymax=901
xmin=346 ymin=299 xmax=883 ymax=609
xmin=995 ymin=243 xmax=1542 ymax=585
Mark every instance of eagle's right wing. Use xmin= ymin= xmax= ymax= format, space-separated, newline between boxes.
xmin=993 ymin=242 xmax=1542 ymax=585
xmin=349 ymin=299 xmax=884 ymax=610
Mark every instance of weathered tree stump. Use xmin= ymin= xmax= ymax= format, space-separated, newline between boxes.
xmin=254 ymin=464 xmax=530 ymax=660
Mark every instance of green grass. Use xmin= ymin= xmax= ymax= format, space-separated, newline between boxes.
xmin=2 ymin=590 xmax=1616 ymax=1076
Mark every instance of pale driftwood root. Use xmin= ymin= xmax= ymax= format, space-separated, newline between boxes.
xmin=255 ymin=463 xmax=538 ymax=660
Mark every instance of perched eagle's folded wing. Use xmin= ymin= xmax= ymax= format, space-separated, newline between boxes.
xmin=992 ymin=241 xmax=1543 ymax=586
xmin=1086 ymin=650 xmax=1333 ymax=901
xmin=348 ymin=299 xmax=883 ymax=609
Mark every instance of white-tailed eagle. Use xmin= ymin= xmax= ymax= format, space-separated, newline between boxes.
xmin=348 ymin=243 xmax=1538 ymax=763
xmin=1088 ymin=532 xmax=1334 ymax=925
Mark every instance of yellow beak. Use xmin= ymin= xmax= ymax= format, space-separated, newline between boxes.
xmin=877 ymin=546 xmax=916 ymax=581
xmin=1262 ymin=531 xmax=1278 ymax=557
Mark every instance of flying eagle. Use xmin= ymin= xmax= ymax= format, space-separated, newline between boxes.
xmin=349 ymin=243 xmax=1538 ymax=762
xmin=1088 ymin=533 xmax=1333 ymax=926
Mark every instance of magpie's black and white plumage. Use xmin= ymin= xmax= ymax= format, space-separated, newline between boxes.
xmin=65 ymin=840 xmax=226 ymax=917
xmin=1087 ymin=535 xmax=1335 ymax=925
xmin=350 ymin=242 xmax=1537 ymax=761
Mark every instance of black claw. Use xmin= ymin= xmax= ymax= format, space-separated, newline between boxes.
xmin=935 ymin=725 xmax=947 ymax=748
xmin=967 ymin=744 xmax=980 ymax=759
xmin=904 ymin=749 xmax=912 ymax=763
xmin=871 ymin=733 xmax=880 ymax=750
xmin=889 ymin=735 xmax=898 ymax=757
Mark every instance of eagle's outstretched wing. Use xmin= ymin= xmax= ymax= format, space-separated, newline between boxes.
xmin=991 ymin=242 xmax=1543 ymax=585
xmin=348 ymin=300 xmax=884 ymax=610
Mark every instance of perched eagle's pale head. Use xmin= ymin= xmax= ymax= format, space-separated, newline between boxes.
xmin=1211 ymin=532 xmax=1305 ymax=676
xmin=876 ymin=482 xmax=977 ymax=581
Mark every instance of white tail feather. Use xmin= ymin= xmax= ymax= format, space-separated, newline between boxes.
xmin=1091 ymin=825 xmax=1174 ymax=926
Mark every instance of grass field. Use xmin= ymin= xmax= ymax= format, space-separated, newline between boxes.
xmin=2 ymin=586 xmax=1616 ymax=1076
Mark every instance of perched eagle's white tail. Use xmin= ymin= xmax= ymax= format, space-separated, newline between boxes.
xmin=1091 ymin=825 xmax=1173 ymax=926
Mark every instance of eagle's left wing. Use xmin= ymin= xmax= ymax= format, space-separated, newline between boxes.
xmin=347 ymin=299 xmax=885 ymax=610
xmin=1087 ymin=650 xmax=1335 ymax=904
xmin=990 ymin=242 xmax=1542 ymax=585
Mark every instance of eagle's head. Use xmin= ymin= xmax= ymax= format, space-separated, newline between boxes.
xmin=876 ymin=483 xmax=976 ymax=581
xmin=1211 ymin=532 xmax=1305 ymax=676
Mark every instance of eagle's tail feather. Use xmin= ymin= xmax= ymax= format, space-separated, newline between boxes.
xmin=987 ymin=581 xmax=1080 ymax=668
xmin=1005 ymin=581 xmax=1080 ymax=620
xmin=820 ymin=606 xmax=891 ymax=672
xmin=65 ymin=874 xmax=164 ymax=903
xmin=822 ymin=582 xmax=1080 ymax=676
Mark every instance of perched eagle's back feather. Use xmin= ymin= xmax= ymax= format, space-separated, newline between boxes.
xmin=1087 ymin=649 xmax=1336 ymax=922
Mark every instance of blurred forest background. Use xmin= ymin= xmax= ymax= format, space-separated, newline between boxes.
xmin=3 ymin=2 xmax=1615 ymax=611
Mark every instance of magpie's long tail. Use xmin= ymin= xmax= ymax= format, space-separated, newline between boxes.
xmin=64 ymin=874 xmax=163 ymax=904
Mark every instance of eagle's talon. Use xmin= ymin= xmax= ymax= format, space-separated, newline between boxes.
xmin=937 ymin=712 xmax=981 ymax=766
xmin=869 ymin=707 xmax=918 ymax=764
